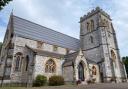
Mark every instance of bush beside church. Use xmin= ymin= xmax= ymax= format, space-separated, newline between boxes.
xmin=33 ymin=75 xmax=64 ymax=87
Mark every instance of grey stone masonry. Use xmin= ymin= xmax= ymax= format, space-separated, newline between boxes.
xmin=80 ymin=7 xmax=127 ymax=82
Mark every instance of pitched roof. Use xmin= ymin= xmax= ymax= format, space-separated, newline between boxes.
xmin=13 ymin=15 xmax=80 ymax=51
xmin=63 ymin=52 xmax=78 ymax=67
xmin=26 ymin=46 xmax=65 ymax=59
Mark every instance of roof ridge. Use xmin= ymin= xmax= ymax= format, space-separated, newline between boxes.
xmin=13 ymin=15 xmax=79 ymax=40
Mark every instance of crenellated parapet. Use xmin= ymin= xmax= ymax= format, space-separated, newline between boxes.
xmin=80 ymin=7 xmax=111 ymax=22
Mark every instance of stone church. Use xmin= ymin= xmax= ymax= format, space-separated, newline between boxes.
xmin=0 ymin=7 xmax=127 ymax=85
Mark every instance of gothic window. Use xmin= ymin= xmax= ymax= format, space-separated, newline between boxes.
xmin=25 ymin=55 xmax=29 ymax=71
xmin=108 ymin=33 xmax=111 ymax=37
xmin=91 ymin=20 xmax=94 ymax=31
xmin=53 ymin=45 xmax=58 ymax=52
xmin=110 ymin=50 xmax=116 ymax=76
xmin=111 ymin=50 xmax=116 ymax=61
xmin=45 ymin=59 xmax=56 ymax=73
xmin=11 ymin=33 xmax=13 ymax=38
xmin=92 ymin=66 xmax=96 ymax=75
xmin=87 ymin=22 xmax=90 ymax=32
xmin=15 ymin=52 xmax=23 ymax=71
xmin=106 ymin=20 xmax=109 ymax=28
xmin=15 ymin=56 xmax=20 ymax=71
xmin=90 ymin=36 xmax=93 ymax=43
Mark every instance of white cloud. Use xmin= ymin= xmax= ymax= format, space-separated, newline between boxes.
xmin=109 ymin=0 xmax=128 ymax=57
xmin=13 ymin=0 xmax=92 ymax=39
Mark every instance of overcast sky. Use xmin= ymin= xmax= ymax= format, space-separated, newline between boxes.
xmin=0 ymin=0 xmax=128 ymax=57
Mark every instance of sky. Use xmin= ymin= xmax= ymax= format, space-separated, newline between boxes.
xmin=0 ymin=0 xmax=128 ymax=57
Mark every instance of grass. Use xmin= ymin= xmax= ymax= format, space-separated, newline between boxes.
xmin=0 ymin=85 xmax=76 ymax=89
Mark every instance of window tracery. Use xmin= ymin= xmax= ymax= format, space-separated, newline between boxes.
xmin=45 ymin=59 xmax=56 ymax=73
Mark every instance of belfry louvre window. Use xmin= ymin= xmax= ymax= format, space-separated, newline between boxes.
xmin=90 ymin=36 xmax=93 ymax=43
xmin=45 ymin=59 xmax=56 ymax=73
xmin=87 ymin=22 xmax=90 ymax=32
xmin=91 ymin=20 xmax=94 ymax=31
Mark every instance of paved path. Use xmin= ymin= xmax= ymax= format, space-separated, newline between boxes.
xmin=1 ymin=83 xmax=128 ymax=89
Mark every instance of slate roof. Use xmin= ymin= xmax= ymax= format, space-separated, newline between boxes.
xmin=13 ymin=15 xmax=80 ymax=51
xmin=26 ymin=46 xmax=65 ymax=59
xmin=63 ymin=52 xmax=78 ymax=67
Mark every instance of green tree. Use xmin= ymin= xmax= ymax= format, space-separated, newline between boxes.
xmin=0 ymin=0 xmax=12 ymax=10
xmin=122 ymin=56 xmax=128 ymax=77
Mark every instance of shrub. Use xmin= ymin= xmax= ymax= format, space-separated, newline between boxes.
xmin=49 ymin=75 xmax=64 ymax=86
xmin=33 ymin=75 xmax=47 ymax=87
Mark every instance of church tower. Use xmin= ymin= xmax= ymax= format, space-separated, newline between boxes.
xmin=80 ymin=7 xmax=126 ymax=82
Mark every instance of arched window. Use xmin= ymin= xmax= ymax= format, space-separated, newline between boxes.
xmin=15 ymin=52 xmax=23 ymax=71
xmin=90 ymin=36 xmax=93 ymax=43
xmin=92 ymin=66 xmax=96 ymax=75
xmin=91 ymin=20 xmax=94 ymax=31
xmin=45 ymin=59 xmax=56 ymax=73
xmin=110 ymin=50 xmax=116 ymax=77
xmin=15 ymin=56 xmax=20 ymax=71
xmin=106 ymin=20 xmax=109 ymax=28
xmin=111 ymin=50 xmax=116 ymax=61
xmin=87 ymin=22 xmax=90 ymax=32
xmin=25 ymin=55 xmax=29 ymax=71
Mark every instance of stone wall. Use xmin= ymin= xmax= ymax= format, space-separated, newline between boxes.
xmin=14 ymin=36 xmax=74 ymax=55
xmin=80 ymin=9 xmax=126 ymax=82
xmin=33 ymin=55 xmax=64 ymax=79
xmin=10 ymin=36 xmax=73 ymax=83
xmin=63 ymin=66 xmax=74 ymax=82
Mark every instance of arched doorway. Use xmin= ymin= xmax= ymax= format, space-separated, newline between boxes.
xmin=78 ymin=62 xmax=85 ymax=81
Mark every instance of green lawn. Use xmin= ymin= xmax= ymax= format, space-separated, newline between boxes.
xmin=0 ymin=85 xmax=77 ymax=89
xmin=0 ymin=83 xmax=128 ymax=89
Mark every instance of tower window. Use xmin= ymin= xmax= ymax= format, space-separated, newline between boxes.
xmin=25 ymin=55 xmax=29 ymax=71
xmin=91 ymin=20 xmax=94 ymax=31
xmin=11 ymin=33 xmax=13 ymax=38
xmin=108 ymin=33 xmax=111 ymax=37
xmin=111 ymin=50 xmax=116 ymax=61
xmin=90 ymin=36 xmax=93 ymax=43
xmin=106 ymin=20 xmax=109 ymax=28
xmin=87 ymin=22 xmax=90 ymax=32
